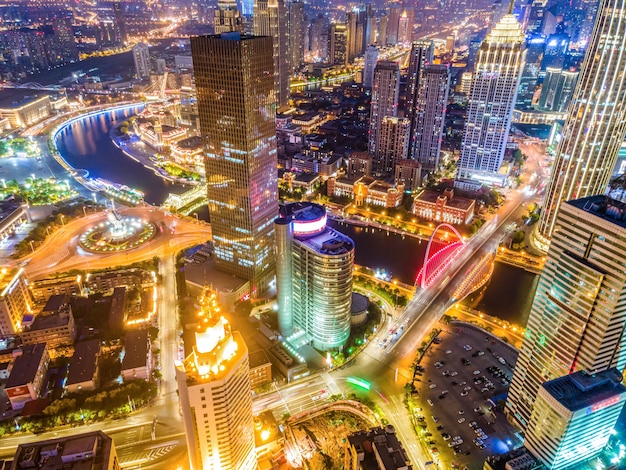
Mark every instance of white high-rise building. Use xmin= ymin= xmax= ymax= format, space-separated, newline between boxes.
xmin=538 ymin=0 xmax=626 ymax=241
xmin=363 ymin=45 xmax=378 ymax=88
xmin=457 ymin=11 xmax=525 ymax=186
xmin=506 ymin=195 xmax=626 ymax=431
xmin=176 ymin=289 xmax=256 ymax=470
xmin=411 ymin=64 xmax=450 ymax=173
xmin=524 ymin=369 xmax=626 ymax=469
xmin=132 ymin=43 xmax=151 ymax=79
xmin=369 ymin=60 xmax=400 ymax=172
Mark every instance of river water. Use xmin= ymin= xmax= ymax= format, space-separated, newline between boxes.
xmin=54 ymin=106 xmax=539 ymax=326
xmin=54 ymin=105 xmax=186 ymax=204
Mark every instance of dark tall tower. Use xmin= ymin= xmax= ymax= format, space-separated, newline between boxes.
xmin=191 ymin=34 xmax=279 ymax=295
xmin=254 ymin=0 xmax=290 ymax=109
xmin=113 ymin=2 xmax=127 ymax=44
xmin=405 ymin=40 xmax=433 ymax=159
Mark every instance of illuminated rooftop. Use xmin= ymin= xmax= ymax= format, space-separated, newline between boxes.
xmin=180 ymin=288 xmax=248 ymax=384
xmin=541 ymin=369 xmax=626 ymax=413
xmin=485 ymin=14 xmax=524 ymax=45
xmin=0 ymin=267 xmax=23 ymax=298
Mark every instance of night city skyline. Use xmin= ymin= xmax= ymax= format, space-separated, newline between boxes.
xmin=0 ymin=0 xmax=624 ymax=469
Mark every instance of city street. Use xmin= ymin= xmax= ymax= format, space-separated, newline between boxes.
xmin=11 ymin=206 xmax=211 ymax=280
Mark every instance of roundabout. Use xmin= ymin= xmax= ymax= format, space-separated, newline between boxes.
xmin=79 ymin=209 xmax=156 ymax=252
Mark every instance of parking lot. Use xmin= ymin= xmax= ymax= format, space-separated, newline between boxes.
xmin=413 ymin=321 xmax=523 ymax=470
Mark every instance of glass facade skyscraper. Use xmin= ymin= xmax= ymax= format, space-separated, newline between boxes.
xmin=506 ymin=196 xmax=626 ymax=430
xmin=538 ymin=0 xmax=626 ymax=241
xmin=275 ymin=203 xmax=354 ymax=350
xmin=191 ymin=34 xmax=278 ymax=296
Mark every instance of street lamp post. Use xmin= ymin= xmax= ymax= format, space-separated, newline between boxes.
xmin=82 ymin=206 xmax=87 ymax=217
xmin=60 ymin=214 xmax=65 ymax=226
xmin=29 ymin=240 xmax=35 ymax=253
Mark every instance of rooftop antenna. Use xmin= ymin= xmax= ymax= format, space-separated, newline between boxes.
xmin=508 ymin=0 xmax=514 ymax=15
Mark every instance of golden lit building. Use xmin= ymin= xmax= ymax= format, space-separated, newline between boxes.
xmin=175 ymin=289 xmax=256 ymax=470
xmin=0 ymin=268 xmax=33 ymax=335
xmin=191 ymin=34 xmax=279 ymax=296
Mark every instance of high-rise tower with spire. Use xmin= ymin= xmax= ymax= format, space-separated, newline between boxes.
xmin=457 ymin=2 xmax=525 ymax=186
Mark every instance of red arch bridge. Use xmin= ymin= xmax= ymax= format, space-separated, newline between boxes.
xmin=415 ymin=223 xmax=466 ymax=289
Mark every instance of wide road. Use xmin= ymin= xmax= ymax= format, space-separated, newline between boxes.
xmin=14 ymin=206 xmax=211 ymax=280
xmin=251 ymin=180 xmax=536 ymax=469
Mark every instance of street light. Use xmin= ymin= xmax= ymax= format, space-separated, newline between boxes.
xmin=60 ymin=214 xmax=65 ymax=226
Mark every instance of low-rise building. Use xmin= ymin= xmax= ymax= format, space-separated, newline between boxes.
xmin=108 ymin=287 xmax=126 ymax=331
xmin=10 ymin=431 xmax=120 ymax=470
xmin=394 ymin=159 xmax=422 ymax=192
xmin=29 ymin=275 xmax=83 ymax=304
xmin=20 ymin=294 xmax=76 ymax=351
xmin=413 ymin=188 xmax=475 ymax=225
xmin=348 ymin=151 xmax=373 ymax=178
xmin=483 ymin=447 xmax=544 ymax=470
xmin=0 ymin=267 xmax=33 ymax=336
xmin=6 ymin=343 xmax=49 ymax=410
xmin=0 ymin=196 xmax=31 ymax=243
xmin=65 ymin=339 xmax=100 ymax=393
xmin=345 ymin=425 xmax=412 ymax=470
xmin=328 ymin=176 xmax=404 ymax=208
xmin=170 ymin=135 xmax=203 ymax=166
xmin=85 ymin=268 xmax=153 ymax=293
xmin=0 ymin=90 xmax=52 ymax=129
xmin=292 ymin=112 xmax=327 ymax=134
xmin=248 ymin=349 xmax=272 ymax=389
xmin=121 ymin=329 xmax=152 ymax=381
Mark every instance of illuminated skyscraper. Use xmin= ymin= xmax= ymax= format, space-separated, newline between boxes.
xmin=369 ymin=60 xmax=400 ymax=172
xmin=506 ymin=195 xmax=626 ymax=430
xmin=524 ymin=369 xmax=626 ymax=469
xmin=213 ymin=0 xmax=243 ymax=34
xmin=191 ymin=34 xmax=278 ymax=295
xmin=254 ymin=0 xmax=290 ymax=109
xmin=537 ymin=0 xmax=626 ymax=241
xmin=275 ymin=203 xmax=354 ymax=350
xmin=410 ymin=64 xmax=450 ymax=173
xmin=537 ymin=68 xmax=578 ymax=113
xmin=457 ymin=11 xmax=525 ymax=186
xmin=328 ymin=23 xmax=349 ymax=66
xmin=176 ymin=289 xmax=256 ymax=470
